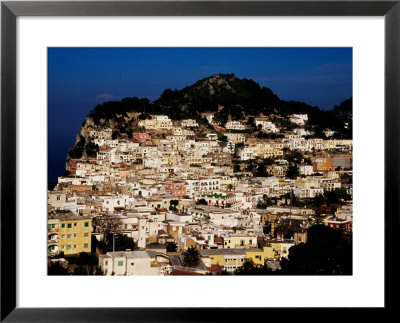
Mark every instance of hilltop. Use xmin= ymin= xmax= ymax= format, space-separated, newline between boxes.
xmin=67 ymin=73 xmax=352 ymax=160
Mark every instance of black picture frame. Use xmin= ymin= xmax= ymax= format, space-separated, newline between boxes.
xmin=1 ymin=0 xmax=399 ymax=321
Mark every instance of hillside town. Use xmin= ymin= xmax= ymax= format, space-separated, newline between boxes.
xmin=48 ymin=108 xmax=353 ymax=275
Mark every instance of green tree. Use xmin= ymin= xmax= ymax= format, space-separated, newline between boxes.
xmin=48 ymin=261 xmax=69 ymax=275
xmin=68 ymin=146 xmax=84 ymax=159
xmin=286 ymin=164 xmax=299 ymax=179
xmin=73 ymin=265 xmax=89 ymax=275
xmin=85 ymin=142 xmax=99 ymax=158
xmin=183 ymin=246 xmax=201 ymax=268
xmin=254 ymin=164 xmax=268 ymax=177
xmin=257 ymin=194 xmax=272 ymax=209
xmin=196 ymin=198 xmax=208 ymax=205
xmin=92 ymin=266 xmax=104 ymax=275
xmin=324 ymin=188 xmax=351 ymax=205
xmin=213 ymin=110 xmax=229 ymax=125
xmin=103 ymin=233 xmax=135 ymax=251
xmin=234 ymin=259 xmax=274 ymax=275
xmin=279 ymin=225 xmax=352 ymax=275
xmin=169 ymin=200 xmax=179 ymax=211
xmin=313 ymin=194 xmax=325 ymax=207
xmin=112 ymin=131 xmax=119 ymax=139
xmin=246 ymin=117 xmax=255 ymax=127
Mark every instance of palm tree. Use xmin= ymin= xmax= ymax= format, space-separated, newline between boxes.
xmin=183 ymin=246 xmax=201 ymax=268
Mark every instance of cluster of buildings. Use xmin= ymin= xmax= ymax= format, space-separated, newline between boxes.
xmin=48 ymin=113 xmax=352 ymax=275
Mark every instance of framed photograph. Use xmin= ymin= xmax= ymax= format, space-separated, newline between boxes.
xmin=1 ymin=0 xmax=398 ymax=321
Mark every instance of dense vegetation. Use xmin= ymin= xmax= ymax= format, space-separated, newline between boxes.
xmin=68 ymin=73 xmax=352 ymax=159
xmin=233 ymin=225 xmax=352 ymax=275
xmin=85 ymin=73 xmax=351 ymax=131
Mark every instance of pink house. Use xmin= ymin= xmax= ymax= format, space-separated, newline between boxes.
xmin=165 ymin=181 xmax=187 ymax=198
xmin=132 ymin=133 xmax=153 ymax=145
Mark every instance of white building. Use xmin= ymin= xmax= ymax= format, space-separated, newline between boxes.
xmin=99 ymin=251 xmax=160 ymax=276
xmin=236 ymin=147 xmax=255 ymax=161
xmin=293 ymin=128 xmax=310 ymax=137
xmin=89 ymin=128 xmax=112 ymax=140
xmin=289 ymin=114 xmax=308 ymax=126
xmin=298 ymin=164 xmax=314 ymax=176
xmin=181 ymin=119 xmax=199 ymax=127
xmin=185 ymin=178 xmax=221 ymax=197
xmin=255 ymin=119 xmax=278 ymax=133
xmin=102 ymin=195 xmax=133 ymax=212
xmin=225 ymin=121 xmax=245 ymax=130
xmin=293 ymin=187 xmax=324 ymax=199
xmin=94 ymin=139 xmax=118 ymax=147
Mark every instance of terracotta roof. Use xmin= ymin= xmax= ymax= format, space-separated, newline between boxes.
xmin=207 ymin=264 xmax=222 ymax=274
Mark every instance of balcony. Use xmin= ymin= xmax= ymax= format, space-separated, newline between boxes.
xmin=48 ymin=238 xmax=59 ymax=244
xmin=48 ymin=234 xmax=59 ymax=244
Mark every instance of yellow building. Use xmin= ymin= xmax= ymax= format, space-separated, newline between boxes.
xmin=268 ymin=239 xmax=296 ymax=259
xmin=245 ymin=246 xmax=277 ymax=265
xmin=199 ymin=249 xmax=247 ymax=272
xmin=221 ymin=234 xmax=258 ymax=249
xmin=48 ymin=215 xmax=92 ymax=255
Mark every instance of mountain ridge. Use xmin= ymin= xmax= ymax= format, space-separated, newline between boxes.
xmin=67 ymin=73 xmax=352 ymax=160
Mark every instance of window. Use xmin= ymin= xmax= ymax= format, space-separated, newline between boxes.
xmin=84 ymin=232 xmax=89 ymax=237
xmin=66 ymin=245 xmax=71 ymax=250
xmin=61 ymin=245 xmax=64 ymax=249
xmin=67 ymin=234 xmax=71 ymax=239
xmin=131 ymin=263 xmax=134 ymax=266
xmin=61 ymin=235 xmax=65 ymax=238
xmin=118 ymin=261 xmax=123 ymax=266
xmin=84 ymin=222 xmax=89 ymax=227
xmin=67 ymin=223 xmax=72 ymax=228
xmin=56 ymin=196 xmax=61 ymax=201
xmin=74 ymin=223 xmax=77 ymax=226
xmin=84 ymin=243 xmax=88 ymax=249
xmin=61 ymin=224 xmax=65 ymax=228
xmin=73 ymin=245 xmax=76 ymax=248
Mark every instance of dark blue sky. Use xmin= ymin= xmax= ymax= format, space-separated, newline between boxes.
xmin=48 ymin=47 xmax=352 ymax=182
